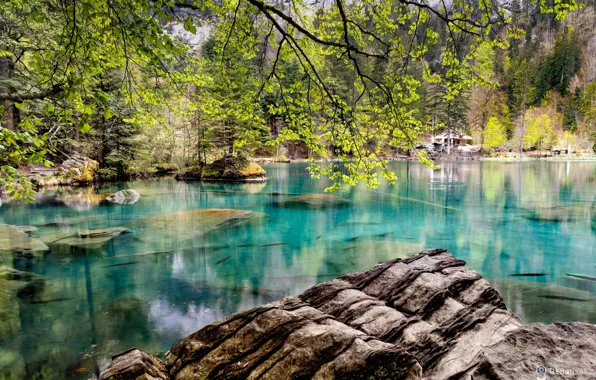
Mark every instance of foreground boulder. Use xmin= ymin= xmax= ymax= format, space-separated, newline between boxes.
xmin=101 ymin=249 xmax=596 ymax=379
xmin=107 ymin=189 xmax=141 ymax=205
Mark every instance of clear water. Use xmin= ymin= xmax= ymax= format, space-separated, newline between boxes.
xmin=1 ymin=161 xmax=595 ymax=379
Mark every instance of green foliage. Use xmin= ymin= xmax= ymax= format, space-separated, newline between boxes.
xmin=483 ymin=117 xmax=508 ymax=148
xmin=0 ymin=0 xmax=587 ymax=197
xmin=535 ymin=26 xmax=581 ymax=102
xmin=523 ymin=111 xmax=558 ymax=150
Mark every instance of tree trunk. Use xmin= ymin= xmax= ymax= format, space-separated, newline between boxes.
xmin=0 ymin=56 xmax=15 ymax=131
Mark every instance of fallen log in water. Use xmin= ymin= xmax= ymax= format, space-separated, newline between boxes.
xmin=100 ymin=249 xmax=596 ymax=380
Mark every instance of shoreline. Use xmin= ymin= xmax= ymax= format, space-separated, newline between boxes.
xmin=20 ymin=155 xmax=596 ymax=193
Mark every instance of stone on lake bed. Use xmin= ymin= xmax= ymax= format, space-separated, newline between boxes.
xmin=522 ymin=205 xmax=588 ymax=223
xmin=107 ymin=189 xmax=141 ymax=205
xmin=276 ymin=193 xmax=351 ymax=208
xmin=489 ymin=278 xmax=596 ymax=324
xmin=15 ymin=226 xmax=37 ymax=234
xmin=132 ymin=208 xmax=265 ymax=244
xmin=0 ymin=224 xmax=48 ymax=254
xmin=39 ymin=227 xmax=131 ymax=248
xmin=77 ymin=227 xmax=130 ymax=238
xmin=0 ymin=266 xmax=42 ymax=338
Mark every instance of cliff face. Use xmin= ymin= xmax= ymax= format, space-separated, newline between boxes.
xmin=100 ymin=249 xmax=596 ymax=380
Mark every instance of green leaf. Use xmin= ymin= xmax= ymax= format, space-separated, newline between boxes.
xmin=79 ymin=123 xmax=92 ymax=133
xmin=184 ymin=16 xmax=197 ymax=34
xmin=104 ymin=107 xmax=114 ymax=120
xmin=96 ymin=91 xmax=109 ymax=104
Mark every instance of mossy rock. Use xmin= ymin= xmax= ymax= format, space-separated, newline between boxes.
xmin=178 ymin=156 xmax=267 ymax=182
xmin=174 ymin=165 xmax=203 ymax=180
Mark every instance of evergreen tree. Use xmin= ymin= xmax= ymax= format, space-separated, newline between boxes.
xmin=535 ymin=27 xmax=581 ymax=102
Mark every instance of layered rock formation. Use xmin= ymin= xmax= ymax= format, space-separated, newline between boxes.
xmin=100 ymin=249 xmax=596 ymax=380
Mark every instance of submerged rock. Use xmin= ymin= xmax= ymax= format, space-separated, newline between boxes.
xmin=15 ymin=226 xmax=37 ymax=234
xmin=107 ymin=189 xmax=141 ymax=205
xmin=0 ymin=266 xmax=42 ymax=338
xmin=132 ymin=208 xmax=265 ymax=244
xmin=102 ymin=249 xmax=596 ymax=379
xmin=39 ymin=227 xmax=131 ymax=248
xmin=522 ymin=205 xmax=584 ymax=223
xmin=276 ymin=193 xmax=351 ymax=208
xmin=489 ymin=278 xmax=596 ymax=323
xmin=78 ymin=227 xmax=130 ymax=238
xmin=0 ymin=224 xmax=48 ymax=254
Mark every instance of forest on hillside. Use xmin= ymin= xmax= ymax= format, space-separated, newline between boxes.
xmin=0 ymin=0 xmax=593 ymax=197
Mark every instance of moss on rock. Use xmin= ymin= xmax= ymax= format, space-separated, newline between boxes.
xmin=176 ymin=156 xmax=267 ymax=182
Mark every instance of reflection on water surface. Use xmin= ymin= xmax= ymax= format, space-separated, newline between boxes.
xmin=0 ymin=161 xmax=595 ymax=379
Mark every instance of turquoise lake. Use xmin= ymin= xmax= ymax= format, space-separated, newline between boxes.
xmin=1 ymin=161 xmax=596 ymax=379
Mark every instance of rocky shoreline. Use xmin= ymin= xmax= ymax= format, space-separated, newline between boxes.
xmin=99 ymin=248 xmax=596 ymax=380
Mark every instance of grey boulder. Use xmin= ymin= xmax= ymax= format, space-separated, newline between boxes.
xmin=107 ymin=189 xmax=141 ymax=205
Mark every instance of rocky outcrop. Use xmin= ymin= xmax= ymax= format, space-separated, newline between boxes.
xmin=29 ymin=155 xmax=99 ymax=187
xmin=100 ymin=249 xmax=596 ymax=380
xmin=164 ymin=297 xmax=421 ymax=380
xmin=99 ymin=348 xmax=169 ymax=380
xmin=107 ymin=189 xmax=141 ymax=205
xmin=275 ymin=193 xmax=351 ymax=208
xmin=459 ymin=322 xmax=596 ymax=379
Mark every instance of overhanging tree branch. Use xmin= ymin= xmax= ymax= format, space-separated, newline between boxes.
xmin=0 ymin=84 xmax=64 ymax=102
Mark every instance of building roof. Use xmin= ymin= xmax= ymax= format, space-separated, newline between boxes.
xmin=433 ymin=132 xmax=473 ymax=140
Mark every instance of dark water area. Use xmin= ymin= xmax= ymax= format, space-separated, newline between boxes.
xmin=1 ymin=161 xmax=595 ymax=379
